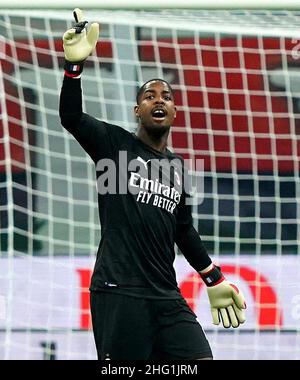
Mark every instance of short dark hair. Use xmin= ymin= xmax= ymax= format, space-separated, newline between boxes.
xmin=136 ymin=78 xmax=174 ymax=104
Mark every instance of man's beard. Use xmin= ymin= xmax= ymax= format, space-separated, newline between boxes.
xmin=144 ymin=123 xmax=170 ymax=139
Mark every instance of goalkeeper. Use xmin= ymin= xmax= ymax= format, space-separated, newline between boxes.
xmin=59 ymin=9 xmax=246 ymax=360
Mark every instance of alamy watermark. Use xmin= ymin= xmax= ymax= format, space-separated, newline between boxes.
xmin=95 ymin=151 xmax=204 ymax=210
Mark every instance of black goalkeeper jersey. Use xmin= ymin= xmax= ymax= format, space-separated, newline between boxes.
xmin=59 ymin=76 xmax=212 ymax=299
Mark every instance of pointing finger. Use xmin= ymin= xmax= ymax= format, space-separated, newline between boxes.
xmin=73 ymin=8 xmax=84 ymax=23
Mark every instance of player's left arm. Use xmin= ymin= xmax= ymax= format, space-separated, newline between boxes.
xmin=175 ymin=193 xmax=246 ymax=329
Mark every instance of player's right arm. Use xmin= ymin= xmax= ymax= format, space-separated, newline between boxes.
xmin=59 ymin=9 xmax=107 ymax=162
xmin=59 ymin=7 xmax=99 ymax=129
xmin=62 ymin=8 xmax=99 ymax=78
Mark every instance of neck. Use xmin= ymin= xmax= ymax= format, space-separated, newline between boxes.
xmin=136 ymin=126 xmax=170 ymax=153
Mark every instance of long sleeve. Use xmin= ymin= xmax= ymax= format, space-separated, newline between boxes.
xmin=59 ymin=75 xmax=83 ymax=130
xmin=175 ymin=191 xmax=212 ymax=272
xmin=176 ymin=224 xmax=212 ymax=272
xmin=59 ymin=75 xmax=111 ymax=162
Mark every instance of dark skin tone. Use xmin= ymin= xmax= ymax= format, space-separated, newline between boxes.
xmin=134 ymin=80 xmax=212 ymax=360
xmin=134 ymin=80 xmax=177 ymax=153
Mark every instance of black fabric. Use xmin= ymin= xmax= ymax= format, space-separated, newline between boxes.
xmin=60 ymin=75 xmax=212 ymax=299
xmin=90 ymin=291 xmax=213 ymax=360
xmin=200 ymin=265 xmax=224 ymax=287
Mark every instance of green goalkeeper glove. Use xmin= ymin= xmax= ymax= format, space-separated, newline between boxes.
xmin=200 ymin=264 xmax=246 ymax=328
xmin=63 ymin=8 xmax=99 ymax=75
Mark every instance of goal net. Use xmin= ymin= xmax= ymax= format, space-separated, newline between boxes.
xmin=0 ymin=8 xmax=300 ymax=360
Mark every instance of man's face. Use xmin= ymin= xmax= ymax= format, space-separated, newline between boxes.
xmin=134 ymin=81 xmax=177 ymax=133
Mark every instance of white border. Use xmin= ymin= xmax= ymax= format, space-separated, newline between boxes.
xmin=1 ymin=0 xmax=300 ymax=9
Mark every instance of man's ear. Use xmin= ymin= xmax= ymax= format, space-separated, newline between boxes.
xmin=174 ymin=106 xmax=177 ymax=119
xmin=134 ymin=105 xmax=139 ymax=118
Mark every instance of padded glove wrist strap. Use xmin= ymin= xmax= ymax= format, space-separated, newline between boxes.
xmin=200 ymin=264 xmax=224 ymax=287
xmin=64 ymin=60 xmax=84 ymax=77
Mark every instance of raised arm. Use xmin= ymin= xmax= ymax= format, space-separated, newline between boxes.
xmin=62 ymin=8 xmax=99 ymax=79
xmin=59 ymin=8 xmax=99 ymax=128
xmin=59 ymin=72 xmax=83 ymax=130
xmin=59 ymin=9 xmax=113 ymax=163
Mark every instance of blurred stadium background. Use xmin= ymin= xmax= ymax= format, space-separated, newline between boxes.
xmin=0 ymin=0 xmax=300 ymax=359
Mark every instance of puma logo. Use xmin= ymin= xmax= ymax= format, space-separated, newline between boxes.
xmin=137 ymin=156 xmax=151 ymax=170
